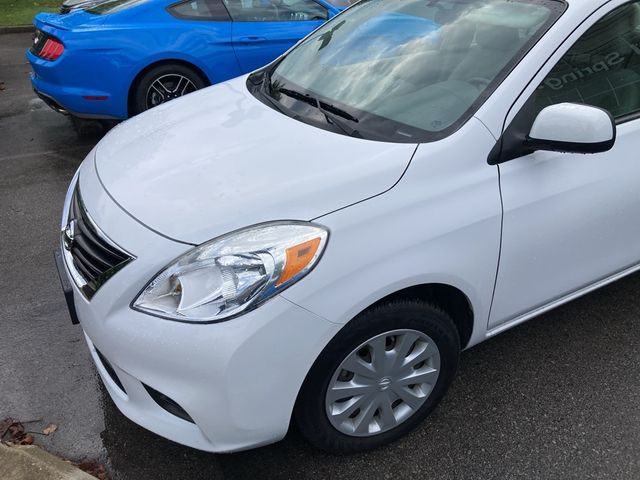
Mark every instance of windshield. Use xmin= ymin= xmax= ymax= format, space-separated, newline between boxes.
xmin=325 ymin=0 xmax=358 ymax=7
xmin=87 ymin=0 xmax=147 ymax=14
xmin=250 ymin=0 xmax=565 ymax=142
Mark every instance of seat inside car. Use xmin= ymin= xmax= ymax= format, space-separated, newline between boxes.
xmin=449 ymin=24 xmax=524 ymax=85
xmin=434 ymin=16 xmax=477 ymax=82
xmin=392 ymin=17 xmax=476 ymax=91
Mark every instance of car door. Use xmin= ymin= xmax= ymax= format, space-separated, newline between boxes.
xmin=489 ymin=0 xmax=640 ymax=329
xmin=224 ymin=0 xmax=331 ymax=73
xmin=167 ymin=0 xmax=239 ymax=82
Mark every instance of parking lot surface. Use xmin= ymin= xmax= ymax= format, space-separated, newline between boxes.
xmin=2 ymin=32 xmax=640 ymax=479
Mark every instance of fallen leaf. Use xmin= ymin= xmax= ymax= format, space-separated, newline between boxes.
xmin=0 ymin=418 xmax=14 ymax=439
xmin=1 ymin=418 xmax=35 ymax=446
xmin=7 ymin=420 xmax=25 ymax=439
xmin=43 ymin=423 xmax=58 ymax=435
xmin=76 ymin=458 xmax=107 ymax=480
xmin=2 ymin=419 xmax=107 ymax=478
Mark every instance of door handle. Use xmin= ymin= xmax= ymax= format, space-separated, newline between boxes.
xmin=238 ymin=36 xmax=268 ymax=43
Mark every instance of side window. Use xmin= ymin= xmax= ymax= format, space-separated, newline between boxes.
xmin=223 ymin=0 xmax=328 ymax=22
xmin=169 ymin=0 xmax=231 ymax=20
xmin=535 ymin=1 xmax=640 ymax=120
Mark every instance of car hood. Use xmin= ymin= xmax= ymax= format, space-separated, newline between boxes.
xmin=94 ymin=76 xmax=417 ymax=245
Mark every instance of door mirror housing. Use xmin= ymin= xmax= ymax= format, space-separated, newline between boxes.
xmin=527 ymin=103 xmax=616 ymax=154
xmin=489 ymin=101 xmax=618 ymax=165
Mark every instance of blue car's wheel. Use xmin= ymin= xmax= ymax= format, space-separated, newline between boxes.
xmin=133 ymin=63 xmax=207 ymax=115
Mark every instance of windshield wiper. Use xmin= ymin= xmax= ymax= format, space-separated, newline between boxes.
xmin=317 ymin=101 xmax=358 ymax=122
xmin=278 ymin=88 xmax=317 ymax=107
xmin=278 ymin=88 xmax=361 ymax=138
xmin=261 ymin=90 xmax=301 ymax=120
xmin=318 ymin=105 xmax=361 ymax=138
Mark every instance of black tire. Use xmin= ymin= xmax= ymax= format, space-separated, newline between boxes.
xmin=295 ymin=300 xmax=460 ymax=454
xmin=132 ymin=63 xmax=207 ymax=116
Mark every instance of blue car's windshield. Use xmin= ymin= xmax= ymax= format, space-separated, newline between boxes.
xmin=251 ymin=0 xmax=565 ymax=142
xmin=87 ymin=0 xmax=147 ymax=14
xmin=324 ymin=0 xmax=358 ymax=6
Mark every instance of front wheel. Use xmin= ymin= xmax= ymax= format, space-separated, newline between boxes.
xmin=132 ymin=64 xmax=207 ymax=116
xmin=295 ymin=301 xmax=460 ymax=453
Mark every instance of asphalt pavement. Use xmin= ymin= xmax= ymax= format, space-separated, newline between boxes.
xmin=1 ymin=32 xmax=640 ymax=480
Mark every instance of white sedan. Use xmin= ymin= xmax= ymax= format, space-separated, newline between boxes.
xmin=55 ymin=0 xmax=640 ymax=453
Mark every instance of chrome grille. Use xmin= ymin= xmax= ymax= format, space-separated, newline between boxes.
xmin=63 ymin=186 xmax=132 ymax=299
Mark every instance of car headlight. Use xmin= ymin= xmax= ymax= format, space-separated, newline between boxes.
xmin=132 ymin=222 xmax=329 ymax=322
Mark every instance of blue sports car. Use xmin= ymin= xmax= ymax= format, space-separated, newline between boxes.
xmin=27 ymin=0 xmax=348 ymax=121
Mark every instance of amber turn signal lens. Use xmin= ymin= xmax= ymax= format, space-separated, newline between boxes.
xmin=276 ymin=237 xmax=322 ymax=286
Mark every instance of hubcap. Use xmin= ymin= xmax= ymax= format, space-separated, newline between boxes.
xmin=146 ymin=74 xmax=197 ymax=109
xmin=325 ymin=329 xmax=440 ymax=437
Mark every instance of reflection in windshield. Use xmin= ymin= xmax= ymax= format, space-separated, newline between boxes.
xmin=257 ymin=0 xmax=563 ymax=142
xmin=317 ymin=20 xmax=346 ymax=50
xmin=326 ymin=0 xmax=357 ymax=7
xmin=87 ymin=0 xmax=147 ymax=13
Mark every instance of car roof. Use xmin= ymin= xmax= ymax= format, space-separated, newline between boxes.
xmin=566 ymin=0 xmax=612 ymax=11
xmin=566 ymin=0 xmax=604 ymax=6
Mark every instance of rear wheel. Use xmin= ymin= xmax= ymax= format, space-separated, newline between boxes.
xmin=132 ymin=63 xmax=207 ymax=115
xmin=295 ymin=301 xmax=460 ymax=453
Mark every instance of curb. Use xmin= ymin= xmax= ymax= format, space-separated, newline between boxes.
xmin=0 ymin=25 xmax=34 ymax=35
xmin=0 ymin=443 xmax=95 ymax=480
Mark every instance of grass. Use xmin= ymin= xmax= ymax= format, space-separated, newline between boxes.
xmin=0 ymin=0 xmax=60 ymax=26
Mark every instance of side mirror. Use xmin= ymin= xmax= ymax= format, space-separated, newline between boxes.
xmin=527 ymin=103 xmax=616 ymax=154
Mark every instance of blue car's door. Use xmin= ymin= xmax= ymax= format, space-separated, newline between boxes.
xmin=167 ymin=0 xmax=238 ymax=82
xmin=224 ymin=0 xmax=331 ymax=73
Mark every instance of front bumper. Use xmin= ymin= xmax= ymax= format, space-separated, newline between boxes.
xmin=60 ymin=153 xmax=341 ymax=452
